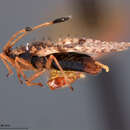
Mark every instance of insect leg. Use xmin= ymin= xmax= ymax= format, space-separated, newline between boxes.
xmin=0 ymin=55 xmax=13 ymax=77
xmin=25 ymin=70 xmax=45 ymax=87
xmin=46 ymin=55 xmax=74 ymax=91
xmin=3 ymin=29 xmax=26 ymax=52
xmin=15 ymin=57 xmax=27 ymax=84
xmin=95 ymin=61 xmax=109 ymax=72
xmin=0 ymin=53 xmax=15 ymax=77
xmin=15 ymin=57 xmax=36 ymax=83
xmin=15 ymin=57 xmax=45 ymax=87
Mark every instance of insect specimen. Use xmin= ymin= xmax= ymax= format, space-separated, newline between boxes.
xmin=0 ymin=16 xmax=130 ymax=90
xmin=47 ymin=69 xmax=86 ymax=91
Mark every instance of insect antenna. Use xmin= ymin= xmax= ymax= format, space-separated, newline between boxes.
xmin=3 ymin=16 xmax=72 ymax=52
xmin=53 ymin=16 xmax=72 ymax=24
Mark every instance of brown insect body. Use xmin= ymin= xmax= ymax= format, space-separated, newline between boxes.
xmin=2 ymin=40 xmax=103 ymax=90
xmin=47 ymin=52 xmax=101 ymax=75
xmin=0 ymin=16 xmax=130 ymax=90
xmin=9 ymin=50 xmax=101 ymax=74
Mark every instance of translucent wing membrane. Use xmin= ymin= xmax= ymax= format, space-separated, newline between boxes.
xmin=12 ymin=37 xmax=130 ymax=59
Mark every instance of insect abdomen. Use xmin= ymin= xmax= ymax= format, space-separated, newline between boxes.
xmin=49 ymin=52 xmax=102 ymax=75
